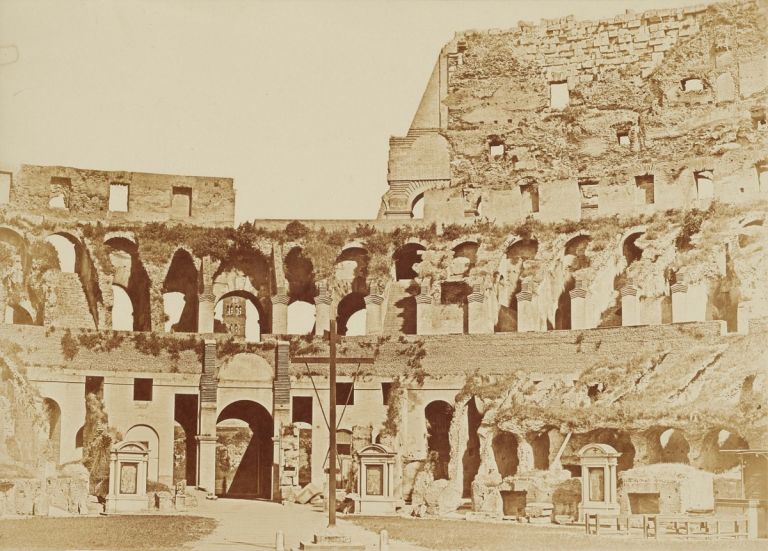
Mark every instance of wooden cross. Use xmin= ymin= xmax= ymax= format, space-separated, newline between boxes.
xmin=292 ymin=319 xmax=374 ymax=527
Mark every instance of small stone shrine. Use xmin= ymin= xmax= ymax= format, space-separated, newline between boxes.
xmin=105 ymin=441 xmax=149 ymax=513
xmin=354 ymin=444 xmax=397 ymax=515
xmin=577 ymin=443 xmax=620 ymax=522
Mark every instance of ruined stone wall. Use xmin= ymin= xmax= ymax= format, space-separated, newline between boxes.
xmin=382 ymin=0 xmax=768 ymax=223
xmin=0 ymin=164 xmax=235 ymax=227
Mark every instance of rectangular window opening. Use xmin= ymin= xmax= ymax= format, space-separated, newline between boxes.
xmin=336 ymin=382 xmax=354 ymax=406
xmin=49 ymin=177 xmax=72 ymax=210
xmin=617 ymin=131 xmax=630 ymax=147
xmin=109 ymin=183 xmax=129 ymax=212
xmin=292 ymin=396 xmax=313 ymax=424
xmin=550 ymin=82 xmax=569 ymax=110
xmin=381 ymin=382 xmax=393 ymax=405
xmin=133 ymin=378 xmax=153 ymax=401
xmin=578 ymin=179 xmax=599 ymax=215
xmin=520 ymin=183 xmax=540 ymax=213
xmin=171 ymin=186 xmax=192 ymax=217
xmin=694 ymin=170 xmax=714 ymax=199
xmin=635 ymin=175 xmax=655 ymax=205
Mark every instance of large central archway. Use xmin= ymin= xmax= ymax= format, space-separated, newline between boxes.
xmin=216 ymin=400 xmax=273 ymax=499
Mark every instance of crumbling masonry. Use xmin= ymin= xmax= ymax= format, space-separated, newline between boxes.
xmin=0 ymin=0 xmax=766 ymax=524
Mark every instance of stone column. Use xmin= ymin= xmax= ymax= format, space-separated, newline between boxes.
xmin=314 ymin=283 xmax=331 ymax=336
xmin=197 ymin=340 xmax=218 ymax=493
xmin=671 ymin=282 xmax=689 ymax=323
xmin=364 ymin=294 xmax=384 ymax=335
xmin=569 ymin=279 xmax=587 ymax=330
xmin=467 ymin=285 xmax=491 ymax=334
xmin=415 ymin=293 xmax=433 ymax=335
xmin=198 ymin=284 xmax=215 ymax=334
xmin=271 ymin=294 xmax=289 ymax=335
xmin=620 ymin=283 xmax=640 ymax=326
xmin=516 ymin=281 xmax=536 ymax=332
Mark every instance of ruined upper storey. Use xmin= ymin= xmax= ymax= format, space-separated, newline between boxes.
xmin=0 ymin=164 xmax=235 ymax=228
xmin=380 ymin=0 xmax=768 ymax=222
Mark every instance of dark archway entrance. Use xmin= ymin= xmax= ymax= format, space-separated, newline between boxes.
xmin=425 ymin=400 xmax=453 ymax=480
xmin=216 ymin=400 xmax=273 ymax=499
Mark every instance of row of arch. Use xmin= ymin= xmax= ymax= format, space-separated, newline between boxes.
xmin=423 ymin=398 xmax=751 ymax=497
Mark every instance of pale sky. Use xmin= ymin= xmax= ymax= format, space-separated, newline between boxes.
xmin=0 ymin=0 xmax=718 ymax=223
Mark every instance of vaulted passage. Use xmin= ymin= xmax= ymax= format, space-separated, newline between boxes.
xmin=335 ymin=246 xmax=369 ymax=295
xmin=106 ymin=237 xmax=151 ymax=331
xmin=162 ymin=249 xmax=199 ymax=332
xmin=699 ymin=428 xmax=748 ymax=473
xmin=213 ymin=291 xmax=264 ymax=341
xmin=394 ymin=243 xmax=425 ymax=281
xmin=284 ymin=247 xmax=316 ymax=303
xmin=337 ymin=292 xmax=366 ymax=336
xmin=214 ymin=245 xmax=273 ymax=331
xmin=493 ymin=432 xmax=519 ymax=477
xmin=216 ymin=400 xmax=273 ymax=499
xmin=425 ymin=400 xmax=453 ymax=480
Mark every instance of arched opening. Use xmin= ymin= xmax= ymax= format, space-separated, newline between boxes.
xmin=507 ymin=239 xmax=538 ymax=262
xmin=425 ymin=400 xmax=453 ymax=480
xmin=216 ymin=400 xmax=273 ymax=499
xmin=659 ymin=428 xmax=690 ymax=464
xmin=287 ymin=300 xmax=315 ymax=335
xmin=394 ymin=243 xmax=425 ymax=281
xmin=699 ymin=428 xmax=748 ymax=473
xmin=5 ymin=303 xmax=33 ymax=325
xmin=105 ymin=237 xmax=151 ymax=331
xmin=43 ymin=398 xmax=62 ymax=464
xmin=125 ymin=424 xmax=160 ymax=483
xmin=623 ymin=232 xmax=644 ymax=267
xmin=214 ymin=245 xmax=273 ymax=331
xmin=46 ymin=232 xmax=102 ymax=327
xmin=579 ymin=428 xmax=635 ymax=472
xmin=46 ymin=234 xmax=77 ymax=273
xmin=337 ymin=292 xmax=366 ymax=336
xmin=528 ymin=430 xmax=550 ymax=470
xmin=335 ymin=247 xmax=369 ymax=295
xmin=411 ymin=194 xmax=425 ymax=219
xmin=111 ymin=285 xmax=134 ymax=331
xmin=441 ymin=281 xmax=471 ymax=333
xmin=493 ymin=432 xmax=519 ymax=477
xmin=564 ymin=235 xmax=591 ymax=269
xmin=284 ymin=247 xmax=316 ymax=303
xmin=214 ymin=291 xmax=264 ymax=342
xmin=451 ymin=241 xmax=479 ymax=276
xmin=162 ymin=249 xmax=199 ymax=333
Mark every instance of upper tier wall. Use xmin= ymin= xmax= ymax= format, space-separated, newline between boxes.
xmin=0 ymin=164 xmax=235 ymax=228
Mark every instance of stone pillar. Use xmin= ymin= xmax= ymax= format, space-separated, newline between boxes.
xmin=314 ymin=284 xmax=331 ymax=337
xmin=569 ymin=279 xmax=587 ymax=330
xmin=273 ymin=341 xmax=291 ymax=501
xmin=620 ymin=283 xmax=640 ymax=327
xmin=198 ymin=284 xmax=215 ymax=334
xmin=271 ymin=294 xmax=289 ymax=335
xmin=516 ymin=281 xmax=536 ymax=332
xmin=197 ymin=342 xmax=218 ymax=493
xmin=671 ymin=282 xmax=689 ymax=323
xmin=517 ymin=437 xmax=535 ymax=472
xmin=364 ymin=294 xmax=384 ymax=335
xmin=467 ymin=285 xmax=491 ymax=334
xmin=415 ymin=293 xmax=433 ymax=335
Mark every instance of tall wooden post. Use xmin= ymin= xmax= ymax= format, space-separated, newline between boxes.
xmin=328 ymin=319 xmax=337 ymax=527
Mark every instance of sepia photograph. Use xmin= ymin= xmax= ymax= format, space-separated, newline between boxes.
xmin=0 ymin=0 xmax=766 ymax=549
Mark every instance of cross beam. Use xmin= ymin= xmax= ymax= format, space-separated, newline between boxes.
xmin=289 ymin=320 xmax=374 ymax=528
